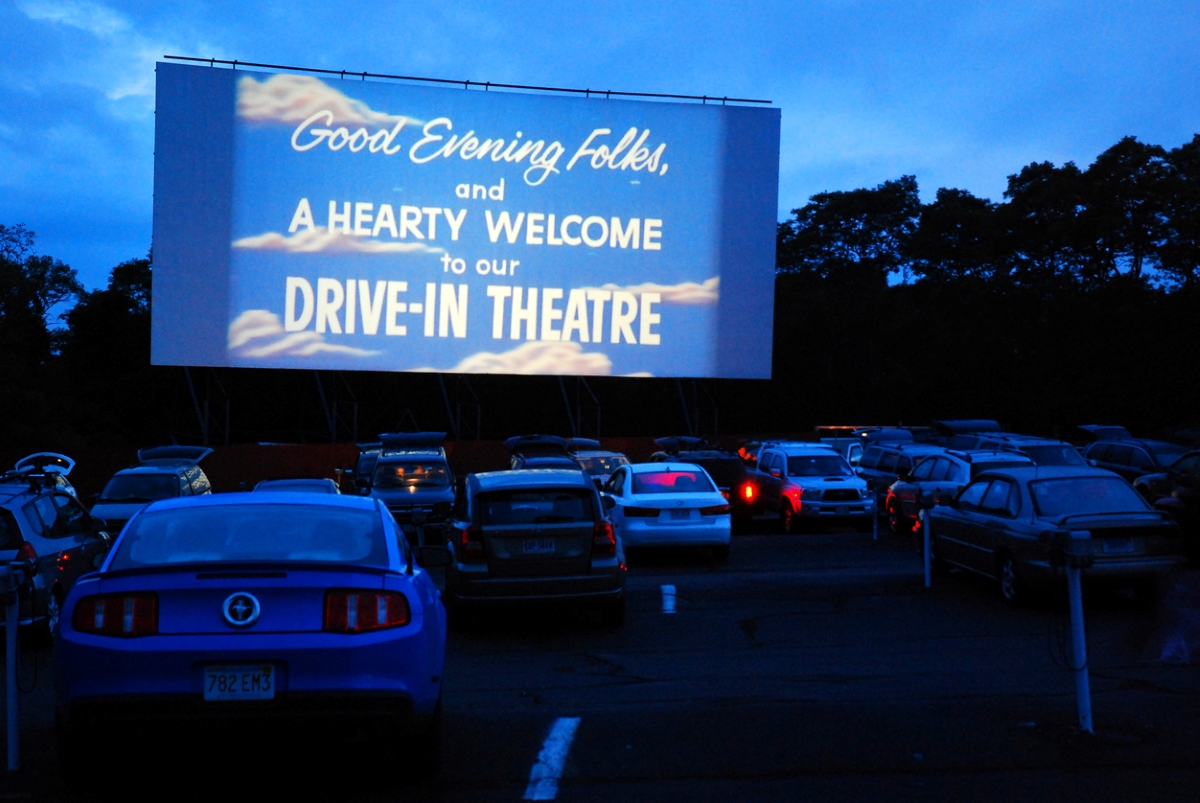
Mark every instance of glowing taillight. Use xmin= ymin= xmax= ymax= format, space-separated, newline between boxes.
xmin=741 ymin=483 xmax=756 ymax=502
xmin=17 ymin=542 xmax=37 ymax=561
xmin=457 ymin=524 xmax=485 ymax=562
xmin=324 ymin=590 xmax=411 ymax=633
xmin=72 ymin=593 xmax=158 ymax=637
xmin=592 ymin=520 xmax=616 ymax=556
xmin=623 ymin=507 xmax=661 ymax=518
xmin=720 ymin=490 xmax=731 ymax=501
xmin=700 ymin=504 xmax=731 ymax=516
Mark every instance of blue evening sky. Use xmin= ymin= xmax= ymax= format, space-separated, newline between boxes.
xmin=3 ymin=0 xmax=1198 ymax=291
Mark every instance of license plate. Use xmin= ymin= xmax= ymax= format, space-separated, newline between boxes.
xmin=523 ymin=538 xmax=555 ymax=555
xmin=204 ymin=665 xmax=275 ymax=701
xmin=670 ymin=509 xmax=691 ymax=520
xmin=1102 ymin=537 xmax=1136 ymax=554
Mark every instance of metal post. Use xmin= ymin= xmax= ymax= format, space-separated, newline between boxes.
xmin=4 ymin=566 xmax=19 ymax=771
xmin=923 ymin=511 xmax=932 ymax=588
xmin=1067 ymin=532 xmax=1093 ymax=734
xmin=871 ymin=482 xmax=879 ymax=541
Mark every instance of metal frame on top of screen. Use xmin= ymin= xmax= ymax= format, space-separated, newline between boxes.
xmin=161 ymin=55 xmax=772 ymax=106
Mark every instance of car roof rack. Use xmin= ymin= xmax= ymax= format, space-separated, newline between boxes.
xmin=137 ymin=446 xmax=214 ymax=466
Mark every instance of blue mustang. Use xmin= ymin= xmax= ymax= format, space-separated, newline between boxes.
xmin=54 ymin=493 xmax=448 ymax=780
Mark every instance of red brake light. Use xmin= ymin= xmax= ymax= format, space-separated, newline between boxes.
xmin=592 ymin=520 xmax=616 ymax=555
xmin=457 ymin=524 xmax=485 ymax=562
xmin=324 ymin=590 xmax=411 ymax=633
xmin=17 ymin=542 xmax=37 ymax=561
xmin=700 ymin=504 xmax=731 ymax=516
xmin=72 ymin=593 xmax=158 ymax=637
xmin=623 ymin=507 xmax=661 ymax=517
xmin=720 ymin=490 xmax=731 ymax=501
xmin=741 ymin=483 xmax=756 ymax=502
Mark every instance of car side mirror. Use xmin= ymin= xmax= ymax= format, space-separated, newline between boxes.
xmin=602 ymin=496 xmax=616 ymax=511
xmin=769 ymin=468 xmax=781 ymax=478
xmin=1087 ymin=459 xmax=1098 ymax=467
xmin=415 ymin=546 xmax=452 ymax=568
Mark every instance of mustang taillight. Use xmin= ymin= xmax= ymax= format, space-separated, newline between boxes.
xmin=72 ymin=593 xmax=158 ymax=637
xmin=700 ymin=504 xmax=731 ymax=516
xmin=623 ymin=507 xmax=661 ymax=517
xmin=592 ymin=520 xmax=616 ymax=556
xmin=457 ymin=524 xmax=485 ymax=562
xmin=324 ymin=590 xmax=411 ymax=633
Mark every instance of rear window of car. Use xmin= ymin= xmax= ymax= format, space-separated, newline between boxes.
xmin=101 ymin=473 xmax=180 ymax=503
xmin=109 ymin=504 xmax=388 ymax=568
xmin=1020 ymin=445 xmax=1087 ymax=467
xmin=1028 ymin=477 xmax=1148 ymax=517
xmin=477 ymin=489 xmax=595 ymax=525
xmin=0 ymin=509 xmax=20 ymax=549
xmin=631 ymin=470 xmax=716 ymax=495
xmin=859 ymin=447 xmax=883 ymax=470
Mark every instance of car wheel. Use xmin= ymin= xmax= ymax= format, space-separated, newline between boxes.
xmin=781 ymin=502 xmax=797 ymax=534
xmin=600 ymin=595 xmax=626 ymax=627
xmin=887 ymin=502 xmax=902 ymax=536
xmin=997 ymin=553 xmax=1026 ymax=606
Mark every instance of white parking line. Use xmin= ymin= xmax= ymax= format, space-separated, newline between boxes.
xmin=662 ymin=584 xmax=676 ymax=614
xmin=523 ymin=717 xmax=582 ymax=801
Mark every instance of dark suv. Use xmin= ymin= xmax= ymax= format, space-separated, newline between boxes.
xmin=90 ymin=446 xmax=213 ymax=533
xmin=1084 ymin=439 xmax=1190 ymax=483
xmin=362 ymin=433 xmax=456 ymax=542
xmin=649 ymin=437 xmax=756 ymax=530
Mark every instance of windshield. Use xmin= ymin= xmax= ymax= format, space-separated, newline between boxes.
xmin=100 ymin=473 xmax=179 ymax=502
xmin=1020 ymin=446 xmax=1086 ymax=467
xmin=477 ymin=489 xmax=595 ymax=525
xmin=1029 ymin=477 xmax=1149 ymax=517
xmin=631 ymin=470 xmax=716 ymax=495
xmin=576 ymin=455 xmax=629 ymax=475
xmin=372 ymin=461 xmax=449 ymax=488
xmin=109 ymin=504 xmax=388 ymax=568
xmin=787 ymin=455 xmax=852 ymax=477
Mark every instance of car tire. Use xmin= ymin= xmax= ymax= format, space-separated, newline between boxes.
xmin=996 ymin=552 xmax=1026 ymax=607
xmin=600 ymin=595 xmax=626 ymax=627
xmin=781 ymin=502 xmax=798 ymax=534
xmin=32 ymin=588 xmax=63 ymax=647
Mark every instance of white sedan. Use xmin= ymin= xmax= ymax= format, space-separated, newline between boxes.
xmin=601 ymin=463 xmax=731 ymax=558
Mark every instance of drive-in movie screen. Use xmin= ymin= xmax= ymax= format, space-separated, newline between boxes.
xmin=150 ymin=63 xmax=780 ymax=378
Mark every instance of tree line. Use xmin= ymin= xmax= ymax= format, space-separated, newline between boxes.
xmin=1 ymin=134 xmax=1198 ymax=450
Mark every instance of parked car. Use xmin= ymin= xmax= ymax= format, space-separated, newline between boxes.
xmin=649 ymin=437 xmax=756 ymax=530
xmin=1071 ymin=424 xmax=1133 ymax=445
xmin=13 ymin=453 xmax=80 ymax=499
xmin=0 ymin=459 xmax=111 ymax=638
xmin=944 ymin=433 xmax=1088 ymax=467
xmin=55 ymin=493 xmax=448 ymax=784
xmin=929 ymin=466 xmax=1186 ymax=605
xmin=856 ymin=443 xmax=945 ymax=512
xmin=1135 ymin=450 xmax=1200 ymax=561
xmin=442 ymin=468 xmax=626 ymax=626
xmin=602 ymin=462 xmax=731 ymax=559
xmin=886 ymin=450 xmax=1034 ymax=536
xmin=363 ymin=433 xmax=455 ymax=542
xmin=1083 ymin=439 xmax=1190 ymax=483
xmin=569 ymin=440 xmax=631 ymax=488
xmin=90 ymin=446 xmax=213 ymax=534
xmin=750 ymin=442 xmax=873 ymax=533
xmin=505 ymin=434 xmax=586 ymax=471
xmin=254 ymin=478 xmax=341 ymax=494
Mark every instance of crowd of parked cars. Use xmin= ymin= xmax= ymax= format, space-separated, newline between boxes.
xmin=2 ymin=417 xmax=1196 ymax=786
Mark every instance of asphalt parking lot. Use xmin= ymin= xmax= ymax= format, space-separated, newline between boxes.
xmin=5 ymin=517 xmax=1200 ymax=802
